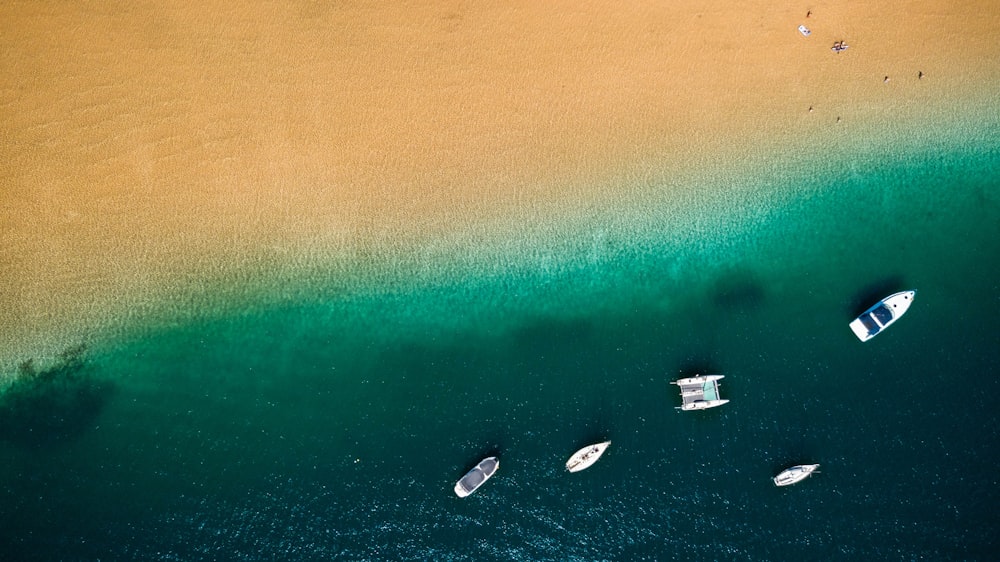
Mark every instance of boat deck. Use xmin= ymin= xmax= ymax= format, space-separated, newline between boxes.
xmin=677 ymin=379 xmax=720 ymax=405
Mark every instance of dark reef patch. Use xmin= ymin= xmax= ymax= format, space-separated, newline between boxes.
xmin=0 ymin=344 xmax=114 ymax=449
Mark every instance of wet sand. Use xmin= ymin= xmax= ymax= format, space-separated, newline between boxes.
xmin=1 ymin=0 xmax=998 ymax=370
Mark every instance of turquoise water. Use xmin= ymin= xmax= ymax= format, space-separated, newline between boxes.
xmin=1 ymin=127 xmax=999 ymax=560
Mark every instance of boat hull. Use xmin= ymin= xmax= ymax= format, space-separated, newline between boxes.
xmin=849 ymin=290 xmax=916 ymax=342
xmin=680 ymin=399 xmax=729 ymax=411
xmin=454 ymin=457 xmax=499 ymax=497
xmin=565 ymin=441 xmax=611 ymax=472
xmin=672 ymin=375 xmax=724 ymax=386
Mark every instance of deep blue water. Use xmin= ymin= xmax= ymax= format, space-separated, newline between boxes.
xmin=1 ymin=130 xmax=999 ymax=561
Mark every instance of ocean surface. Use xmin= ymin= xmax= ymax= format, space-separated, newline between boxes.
xmin=2 ymin=123 xmax=999 ymax=561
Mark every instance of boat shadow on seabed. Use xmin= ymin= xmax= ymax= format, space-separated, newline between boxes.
xmin=849 ymin=275 xmax=906 ymax=317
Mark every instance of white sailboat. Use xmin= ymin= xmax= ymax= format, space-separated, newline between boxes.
xmin=565 ymin=441 xmax=611 ymax=473
xmin=773 ymin=464 xmax=820 ymax=487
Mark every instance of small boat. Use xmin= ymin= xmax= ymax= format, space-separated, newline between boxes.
xmin=849 ymin=290 xmax=916 ymax=342
xmin=565 ymin=441 xmax=611 ymax=473
xmin=773 ymin=464 xmax=820 ymax=486
xmin=797 ymin=25 xmax=811 ymax=37
xmin=671 ymin=375 xmax=729 ymax=411
xmin=454 ymin=457 xmax=499 ymax=498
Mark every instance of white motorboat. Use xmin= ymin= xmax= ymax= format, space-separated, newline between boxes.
xmin=454 ymin=457 xmax=499 ymax=498
xmin=565 ymin=441 xmax=611 ymax=473
xmin=773 ymin=464 xmax=820 ymax=487
xmin=671 ymin=375 xmax=729 ymax=411
xmin=849 ymin=290 xmax=916 ymax=342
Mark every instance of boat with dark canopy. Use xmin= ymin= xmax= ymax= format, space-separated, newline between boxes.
xmin=454 ymin=457 xmax=499 ymax=498
xmin=849 ymin=290 xmax=916 ymax=342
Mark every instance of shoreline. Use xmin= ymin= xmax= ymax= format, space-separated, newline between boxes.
xmin=2 ymin=0 xmax=999 ymax=371
xmin=3 ymin=108 xmax=997 ymax=376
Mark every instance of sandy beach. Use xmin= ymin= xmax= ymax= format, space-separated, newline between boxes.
xmin=2 ymin=0 xmax=998 ymax=370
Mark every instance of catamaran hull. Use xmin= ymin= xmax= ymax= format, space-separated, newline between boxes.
xmin=672 ymin=375 xmax=724 ymax=386
xmin=680 ymin=399 xmax=729 ymax=411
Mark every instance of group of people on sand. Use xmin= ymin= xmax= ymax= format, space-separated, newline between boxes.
xmin=831 ymin=40 xmax=849 ymax=53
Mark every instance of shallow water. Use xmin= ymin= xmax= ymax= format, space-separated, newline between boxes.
xmin=1 ymin=125 xmax=999 ymax=560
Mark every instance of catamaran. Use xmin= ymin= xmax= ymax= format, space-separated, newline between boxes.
xmin=454 ymin=457 xmax=499 ymax=498
xmin=565 ymin=441 xmax=611 ymax=473
xmin=849 ymin=290 xmax=916 ymax=342
xmin=672 ymin=375 xmax=729 ymax=411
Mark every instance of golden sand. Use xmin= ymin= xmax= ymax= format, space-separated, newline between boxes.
xmin=1 ymin=0 xmax=998 ymax=368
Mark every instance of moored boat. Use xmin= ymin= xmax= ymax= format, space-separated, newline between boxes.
xmin=773 ymin=464 xmax=820 ymax=487
xmin=565 ymin=441 xmax=611 ymax=473
xmin=849 ymin=290 xmax=916 ymax=342
xmin=671 ymin=375 xmax=729 ymax=411
xmin=454 ymin=457 xmax=499 ymax=498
